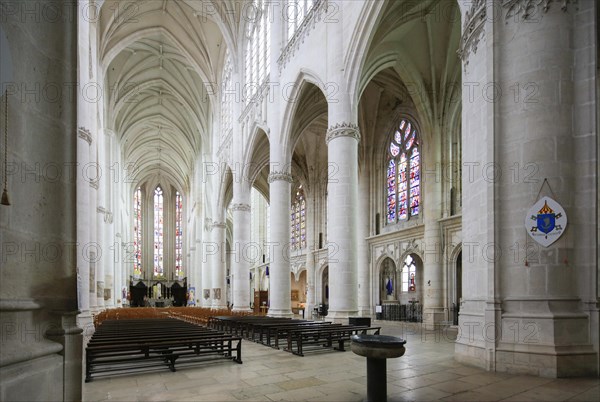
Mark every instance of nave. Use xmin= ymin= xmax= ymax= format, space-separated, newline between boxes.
xmin=83 ymin=319 xmax=599 ymax=402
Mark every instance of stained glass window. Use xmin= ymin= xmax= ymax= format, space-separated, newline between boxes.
xmin=245 ymin=0 xmax=271 ymax=102
xmin=386 ymin=118 xmax=420 ymax=223
xmin=287 ymin=0 xmax=316 ymax=41
xmin=290 ymin=186 xmax=306 ymax=250
xmin=133 ymin=187 xmax=142 ymax=279
xmin=153 ymin=186 xmax=164 ymax=278
xmin=402 ymin=255 xmax=417 ymax=292
xmin=175 ymin=191 xmax=183 ymax=279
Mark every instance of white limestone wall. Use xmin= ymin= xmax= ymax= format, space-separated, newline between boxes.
xmin=456 ymin=0 xmax=598 ymax=377
xmin=455 ymin=0 xmax=495 ymax=369
xmin=0 ymin=1 xmax=82 ymax=399
xmin=493 ymin=0 xmax=596 ymax=377
xmin=571 ymin=0 xmax=599 ymax=374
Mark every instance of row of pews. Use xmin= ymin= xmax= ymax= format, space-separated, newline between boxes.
xmin=208 ymin=316 xmax=381 ymax=356
xmin=85 ymin=318 xmax=242 ymax=382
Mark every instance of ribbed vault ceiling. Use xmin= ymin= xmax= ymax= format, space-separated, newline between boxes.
xmin=99 ymin=0 xmax=242 ymax=192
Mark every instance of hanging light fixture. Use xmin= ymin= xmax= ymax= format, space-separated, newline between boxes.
xmin=1 ymin=89 xmax=10 ymax=206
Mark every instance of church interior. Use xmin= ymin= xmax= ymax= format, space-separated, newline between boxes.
xmin=0 ymin=0 xmax=598 ymax=400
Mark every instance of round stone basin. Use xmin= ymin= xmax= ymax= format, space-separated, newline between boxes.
xmin=351 ymin=334 xmax=406 ymax=359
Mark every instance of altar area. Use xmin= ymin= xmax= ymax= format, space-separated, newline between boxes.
xmin=127 ymin=277 xmax=188 ymax=307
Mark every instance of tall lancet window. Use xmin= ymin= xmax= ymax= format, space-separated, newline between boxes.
xmin=387 ymin=119 xmax=420 ymax=223
xmin=153 ymin=186 xmax=164 ymax=278
xmin=133 ymin=187 xmax=142 ymax=279
xmin=290 ymin=186 xmax=306 ymax=250
xmin=402 ymin=255 xmax=417 ymax=292
xmin=245 ymin=0 xmax=271 ymax=102
xmin=175 ymin=191 xmax=183 ymax=279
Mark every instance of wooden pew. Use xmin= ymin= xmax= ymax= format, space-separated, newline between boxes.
xmin=284 ymin=325 xmax=382 ymax=356
xmin=85 ymin=319 xmax=243 ymax=382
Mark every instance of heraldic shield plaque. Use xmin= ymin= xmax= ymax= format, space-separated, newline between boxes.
xmin=525 ymin=196 xmax=567 ymax=247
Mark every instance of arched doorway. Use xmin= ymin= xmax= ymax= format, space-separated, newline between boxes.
xmin=401 ymin=254 xmax=423 ymax=322
xmin=454 ymin=251 xmax=462 ymax=325
xmin=291 ymin=270 xmax=307 ymax=316
xmin=321 ymin=266 xmax=329 ymax=313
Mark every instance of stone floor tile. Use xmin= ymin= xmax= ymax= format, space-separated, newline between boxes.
xmin=265 ymin=386 xmax=327 ymax=401
xmin=274 ymin=376 xmax=326 ymax=391
xmin=82 ymin=321 xmax=599 ymax=402
xmin=389 ymin=385 xmax=452 ymax=401
xmin=568 ymin=386 xmax=599 ymax=401
xmin=430 ymin=379 xmax=480 ymax=394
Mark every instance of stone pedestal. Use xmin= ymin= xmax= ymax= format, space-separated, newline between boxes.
xmin=351 ymin=334 xmax=407 ymax=402
xmin=46 ymin=311 xmax=84 ymax=401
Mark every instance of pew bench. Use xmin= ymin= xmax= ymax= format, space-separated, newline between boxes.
xmin=85 ymin=334 xmax=242 ymax=382
xmin=285 ymin=326 xmax=382 ymax=356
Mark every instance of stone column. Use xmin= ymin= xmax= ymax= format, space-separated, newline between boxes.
xmin=231 ymin=200 xmax=252 ymax=311
xmin=455 ymin=0 xmax=597 ymax=376
xmin=211 ymin=221 xmax=227 ymax=308
xmin=46 ymin=311 xmax=84 ymax=401
xmin=326 ymin=118 xmax=360 ymax=319
xmin=304 ymin=189 xmax=316 ymax=315
xmin=455 ymin=0 xmax=500 ymax=372
xmin=267 ymin=169 xmax=293 ymax=317
xmin=201 ymin=219 xmax=212 ymax=307
xmin=76 ymin=128 xmax=92 ymax=324
xmin=423 ymin=127 xmax=444 ymax=330
xmin=357 ymin=163 xmax=371 ymax=316
xmin=0 ymin=1 xmax=81 ymax=399
xmin=95 ymin=134 xmax=106 ymax=310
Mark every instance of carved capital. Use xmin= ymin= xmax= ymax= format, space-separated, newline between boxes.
xmin=458 ymin=0 xmax=485 ymax=71
xmin=231 ymin=203 xmax=251 ymax=212
xmin=78 ymin=127 xmax=92 ymax=145
xmin=504 ymin=0 xmax=578 ymax=22
xmin=325 ymin=122 xmax=361 ymax=145
xmin=212 ymin=221 xmax=226 ymax=230
xmin=268 ymin=171 xmax=294 ymax=184
xmin=96 ymin=206 xmax=113 ymax=223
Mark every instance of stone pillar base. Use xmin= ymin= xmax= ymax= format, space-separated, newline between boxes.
xmin=327 ymin=310 xmax=359 ymax=321
xmin=267 ymin=309 xmax=293 ymax=318
xmin=357 ymin=308 xmax=372 ymax=317
xmin=0 ymin=300 xmax=65 ymax=401
xmin=495 ymin=346 xmax=597 ymax=377
xmin=47 ymin=311 xmax=84 ymax=401
xmin=77 ymin=312 xmax=94 ymax=342
xmin=232 ymin=307 xmax=252 ymax=313
xmin=423 ymin=307 xmax=446 ymax=330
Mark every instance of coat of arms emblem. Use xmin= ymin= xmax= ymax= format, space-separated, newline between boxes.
xmin=525 ymin=196 xmax=567 ymax=247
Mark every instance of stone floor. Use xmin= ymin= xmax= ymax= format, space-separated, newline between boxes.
xmin=83 ymin=321 xmax=599 ymax=401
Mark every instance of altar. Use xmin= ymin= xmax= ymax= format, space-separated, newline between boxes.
xmin=129 ymin=277 xmax=188 ymax=307
xmin=147 ymin=298 xmax=173 ymax=308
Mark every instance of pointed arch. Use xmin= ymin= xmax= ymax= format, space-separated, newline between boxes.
xmin=280 ymin=69 xmax=329 ymax=157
